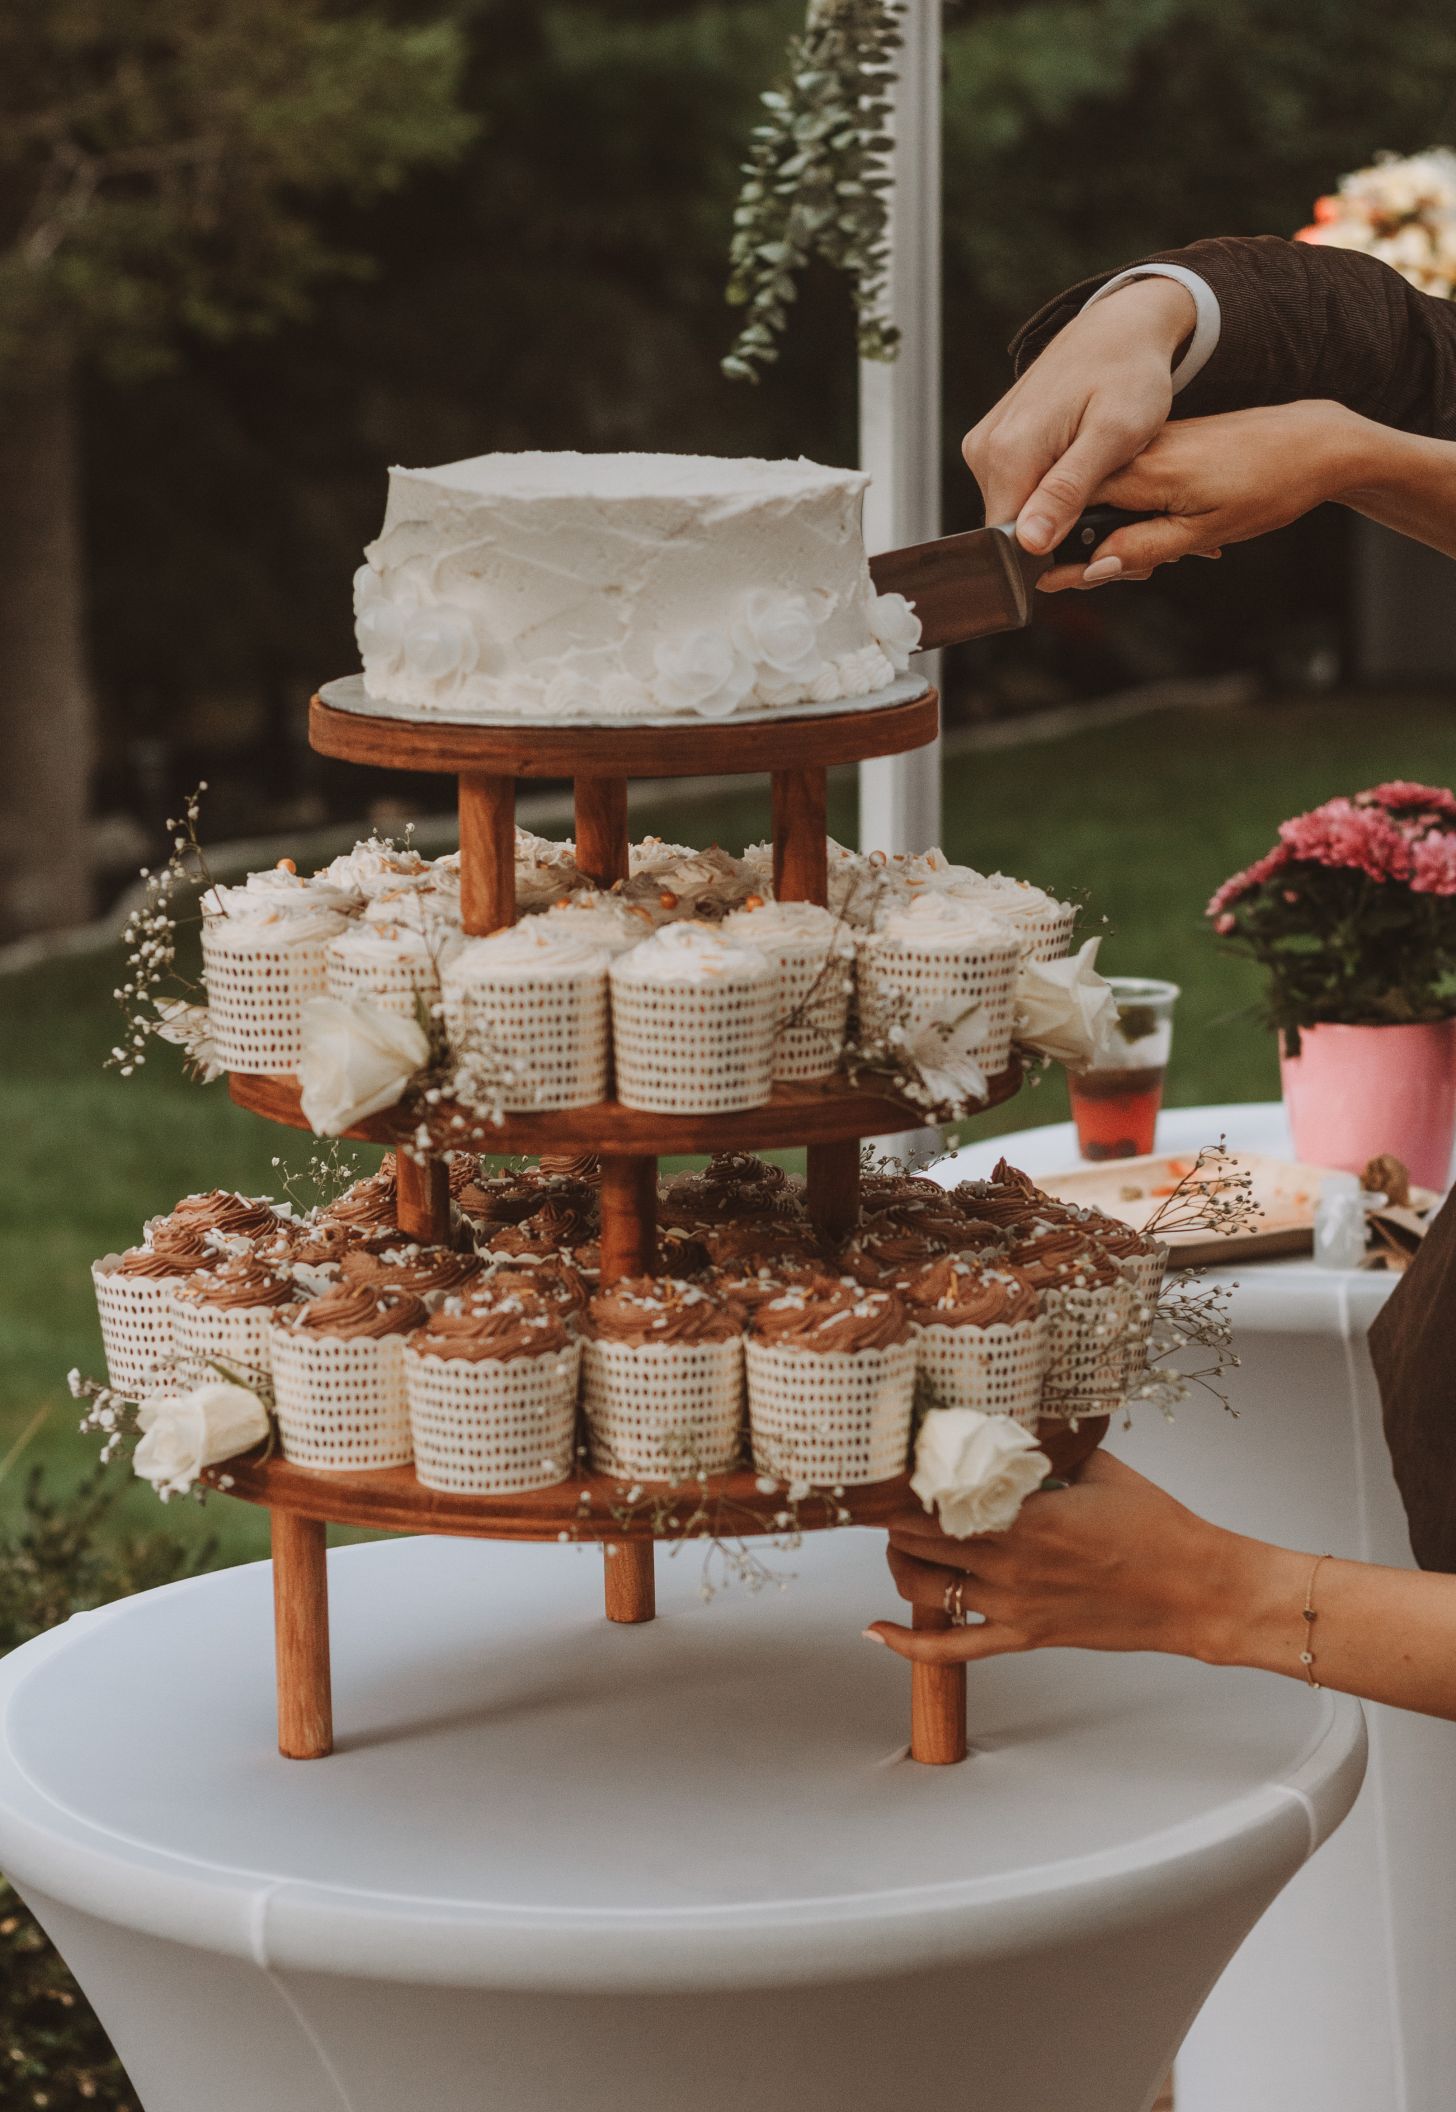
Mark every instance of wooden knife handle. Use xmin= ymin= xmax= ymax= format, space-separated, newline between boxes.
xmin=1049 ymin=506 xmax=1157 ymax=567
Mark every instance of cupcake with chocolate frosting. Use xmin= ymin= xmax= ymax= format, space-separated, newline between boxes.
xmin=321 ymin=1170 xmax=399 ymax=1235
xmin=405 ymin=1282 xmax=581 ymax=1494
xmin=154 ymin=1190 xmax=283 ymax=1242
xmin=835 ymin=1225 xmax=949 ymax=1292
xmin=170 ymin=1255 xmax=302 ymax=1388
xmin=664 ymin=1152 xmax=801 ymax=1226
xmin=478 ymin=1254 xmax=591 ymax=1323
xmin=746 ymin=1279 xmax=915 ymax=1486
xmin=582 ymin=1276 xmax=743 ymax=1479
xmin=903 ymin=1256 xmax=1050 ymax=1428
xmin=92 ymin=1222 xmax=219 ymax=1395
xmin=340 ymin=1242 xmax=484 ymax=1306
xmin=270 ymin=1280 xmax=426 ymax=1470
xmin=1005 ymin=1220 xmax=1136 ymax=1420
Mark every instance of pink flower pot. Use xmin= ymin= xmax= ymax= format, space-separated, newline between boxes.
xmin=1280 ymin=1020 xmax=1456 ymax=1191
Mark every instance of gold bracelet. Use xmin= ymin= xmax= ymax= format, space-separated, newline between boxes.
xmin=1300 ymin=1553 xmax=1333 ymax=1688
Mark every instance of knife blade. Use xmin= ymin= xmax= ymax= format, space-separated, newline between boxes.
xmin=868 ymin=506 xmax=1152 ymax=653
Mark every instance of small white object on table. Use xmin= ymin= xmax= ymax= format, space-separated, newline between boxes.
xmin=0 ymin=1532 xmax=1361 ymax=2112
xmin=943 ymin=1101 xmax=1450 ymax=2112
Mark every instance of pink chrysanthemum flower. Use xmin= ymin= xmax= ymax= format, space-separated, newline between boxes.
xmin=1410 ymin=830 xmax=1456 ymax=896
xmin=1277 ymin=798 xmax=1414 ymax=884
xmin=1360 ymin=781 xmax=1456 ymax=821
xmin=1205 ymin=843 xmax=1293 ymax=920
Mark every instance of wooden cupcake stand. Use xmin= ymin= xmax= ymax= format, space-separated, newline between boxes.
xmin=215 ymin=685 xmax=1105 ymax=1767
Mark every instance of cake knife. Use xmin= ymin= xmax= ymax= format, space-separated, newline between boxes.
xmin=868 ymin=506 xmax=1153 ymax=651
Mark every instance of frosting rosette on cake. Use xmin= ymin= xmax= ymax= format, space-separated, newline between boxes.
xmin=353 ymin=452 xmax=903 ymax=723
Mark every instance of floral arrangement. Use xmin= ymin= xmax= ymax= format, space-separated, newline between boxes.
xmin=1296 ymin=149 xmax=1456 ymax=300
xmin=1207 ymin=781 xmax=1456 ymax=1042
xmin=723 ymin=0 xmax=903 ymax=383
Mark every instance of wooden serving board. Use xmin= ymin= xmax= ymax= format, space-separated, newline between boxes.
xmin=1034 ymin=1151 xmax=1334 ymax=1267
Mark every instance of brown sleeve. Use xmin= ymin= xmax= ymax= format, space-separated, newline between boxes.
xmin=1368 ymin=1190 xmax=1456 ymax=1573
xmin=1010 ymin=235 xmax=1456 ymax=441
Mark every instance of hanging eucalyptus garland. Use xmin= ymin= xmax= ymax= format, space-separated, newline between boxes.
xmin=723 ymin=0 xmax=905 ymax=383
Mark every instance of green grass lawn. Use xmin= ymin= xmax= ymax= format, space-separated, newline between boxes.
xmin=6 ymin=690 xmax=1455 ymax=1558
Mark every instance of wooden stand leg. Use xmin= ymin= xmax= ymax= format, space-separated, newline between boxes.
xmin=272 ymin=1511 xmax=333 ymax=1760
xmin=574 ymin=776 xmax=630 ymax=888
xmin=771 ymin=767 xmax=829 ymax=905
xmin=806 ymin=1137 xmax=861 ymax=1243
xmin=396 ymin=1149 xmax=451 ymax=1246
xmin=603 ymin=1539 xmax=657 ymax=1624
xmin=598 ymin=1153 xmax=657 ymax=1283
xmin=910 ymin=1603 xmax=967 ymax=1765
xmin=459 ymin=772 xmax=517 ymax=935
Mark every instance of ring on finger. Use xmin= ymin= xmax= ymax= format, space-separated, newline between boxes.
xmin=942 ymin=1575 xmax=968 ymax=1627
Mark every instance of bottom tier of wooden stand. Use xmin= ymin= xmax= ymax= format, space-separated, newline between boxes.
xmin=228 ymin=1418 xmax=1108 ymax=1768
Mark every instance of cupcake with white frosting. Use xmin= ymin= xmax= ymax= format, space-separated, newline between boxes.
xmin=441 ymin=921 xmax=611 ymax=1109
xmin=629 ymin=838 xmax=752 ymax=918
xmin=858 ymin=892 xmax=1023 ymax=1080
xmin=316 ymin=838 xmax=435 ymax=902
xmin=531 ymin=891 xmax=653 ymax=956
xmin=721 ymin=898 xmax=855 ymax=1079
xmin=515 ymin=829 xmax=585 ymax=912
xmin=201 ymin=895 xmax=350 ymax=1074
xmin=205 ymin=863 xmax=359 ymax=920
xmin=939 ymin=871 xmax=1077 ymax=963
xmin=325 ymin=895 xmax=461 ymax=1019
xmin=609 ymin=923 xmax=776 ymax=1113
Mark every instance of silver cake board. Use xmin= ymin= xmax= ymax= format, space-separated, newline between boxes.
xmin=319 ymin=672 xmax=932 ymax=732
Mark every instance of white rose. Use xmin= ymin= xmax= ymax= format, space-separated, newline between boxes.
xmin=652 ymin=630 xmax=756 ymax=719
xmin=356 ymin=598 xmax=407 ymax=676
xmin=352 ymin=564 xmax=383 ymax=618
xmin=734 ymin=590 xmax=822 ymax=678
xmin=402 ymin=605 xmax=479 ymax=683
xmin=911 ymin=1408 xmax=1050 ymax=1538
xmin=297 ymin=995 xmax=430 ymax=1135
xmin=133 ymin=1381 xmax=272 ymax=1501
xmin=870 ymin=592 xmax=923 ymax=672
xmin=1014 ymin=935 xmax=1117 ymax=1071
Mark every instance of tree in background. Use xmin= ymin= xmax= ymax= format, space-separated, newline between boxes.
xmin=0 ymin=0 xmax=473 ymax=938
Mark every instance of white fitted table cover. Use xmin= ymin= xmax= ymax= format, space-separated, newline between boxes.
xmin=0 ymin=1531 xmax=1361 ymax=2112
xmin=945 ymin=1100 xmax=1453 ymax=2112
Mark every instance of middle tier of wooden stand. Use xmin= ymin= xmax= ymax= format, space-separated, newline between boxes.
xmin=230 ymin=1064 xmax=1022 ymax=1157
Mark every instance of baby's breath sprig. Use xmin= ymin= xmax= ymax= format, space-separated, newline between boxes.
xmin=724 ymin=0 xmax=904 ymax=383
xmin=269 ymin=1141 xmax=368 ymax=1214
xmin=108 ymin=782 xmax=216 ymax=1079
xmin=1143 ymin=1140 xmax=1263 ymax=1243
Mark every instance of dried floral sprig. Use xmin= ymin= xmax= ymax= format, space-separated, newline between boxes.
xmin=1130 ymin=1271 xmax=1242 ymax=1422
xmin=269 ymin=1141 xmax=369 ymax=1215
xmin=724 ymin=0 xmax=904 ymax=383
xmin=1142 ymin=1140 xmax=1263 ymax=1244
xmin=108 ymin=781 xmax=215 ymax=1077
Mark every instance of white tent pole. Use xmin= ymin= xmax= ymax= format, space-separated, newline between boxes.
xmin=858 ymin=0 xmax=943 ymax=856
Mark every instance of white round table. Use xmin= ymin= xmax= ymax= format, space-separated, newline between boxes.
xmin=946 ymin=1102 xmax=1451 ymax=2112
xmin=0 ymin=1531 xmax=1362 ymax=2112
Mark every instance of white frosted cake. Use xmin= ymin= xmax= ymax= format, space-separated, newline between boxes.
xmin=352 ymin=451 xmax=921 ymax=723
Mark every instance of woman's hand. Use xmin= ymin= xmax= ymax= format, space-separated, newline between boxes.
xmin=962 ymin=277 xmax=1194 ymax=574
xmin=865 ymin=1452 xmax=1267 ymax=1667
xmin=1043 ymin=400 xmax=1368 ymax=589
